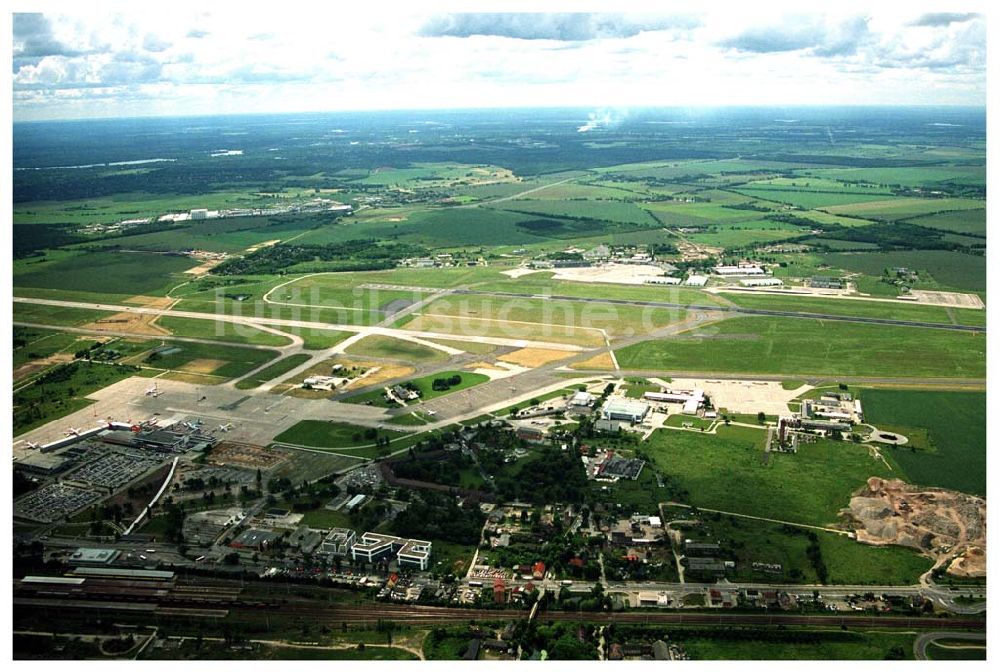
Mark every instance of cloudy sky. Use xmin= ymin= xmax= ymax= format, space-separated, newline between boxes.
xmin=9 ymin=0 xmax=989 ymax=121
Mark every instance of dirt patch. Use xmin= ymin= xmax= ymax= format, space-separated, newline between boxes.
xmin=209 ymin=441 xmax=290 ymax=471
xmin=908 ymin=290 xmax=984 ymax=309
xmin=466 ymin=361 xmax=507 ymax=371
xmin=178 ymin=358 xmax=226 ymax=374
xmin=570 ymin=352 xmax=616 ymax=370
xmin=159 ymin=371 xmax=226 ymax=385
xmin=346 ymin=363 xmax=413 ymax=389
xmin=842 ymin=477 xmax=986 ymax=577
xmin=13 ymin=352 xmax=76 ymax=382
xmin=84 ymin=296 xmax=176 ymax=336
xmin=184 ymin=259 xmax=224 ymax=276
xmin=245 ymin=239 xmax=281 ymax=253
xmin=498 ymin=348 xmax=573 ymax=368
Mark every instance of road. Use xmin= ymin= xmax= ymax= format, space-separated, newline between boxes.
xmin=913 ymin=631 xmax=987 ymax=660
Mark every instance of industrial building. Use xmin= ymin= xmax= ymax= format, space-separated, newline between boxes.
xmin=569 ymin=391 xmax=595 ymax=408
xmin=810 ymin=276 xmax=845 ymax=289
xmin=713 ymin=264 xmax=766 ymax=276
xmin=600 ymin=398 xmax=650 ymax=424
xmin=644 ymin=276 xmax=681 ymax=285
xmin=740 ymin=277 xmax=783 ymax=287
xmin=68 ymin=548 xmax=121 ymax=565
xmin=230 ymin=528 xmax=280 ymax=550
xmin=684 ymin=274 xmax=709 ymax=287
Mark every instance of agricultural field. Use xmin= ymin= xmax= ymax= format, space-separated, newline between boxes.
xmin=821 ymin=197 xmax=984 ymax=221
xmin=671 ymin=629 xmax=919 ymax=661
xmin=14 ymin=248 xmax=199 ymax=295
xmin=644 ymin=426 xmax=901 ymax=527
xmin=800 ymin=166 xmax=986 ymax=188
xmin=615 ymin=316 xmax=985 ymax=379
xmin=903 ymin=209 xmax=986 ymax=236
xmin=819 ymin=250 xmax=986 ymax=293
xmin=734 ymin=188 xmax=893 ymax=210
xmin=859 ymin=389 xmax=986 ymax=496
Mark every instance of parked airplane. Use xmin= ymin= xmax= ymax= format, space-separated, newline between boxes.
xmin=64 ymin=427 xmax=81 ymax=437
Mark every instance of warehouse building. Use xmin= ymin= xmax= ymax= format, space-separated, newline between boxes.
xmin=643 ymin=388 xmax=705 ymax=415
xmin=713 ymin=265 xmax=765 ymax=276
xmin=740 ymin=277 xmax=783 ymax=287
xmin=684 ymin=275 xmax=709 ymax=287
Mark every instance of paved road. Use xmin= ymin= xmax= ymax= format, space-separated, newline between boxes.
xmin=913 ymin=631 xmax=987 ymax=660
xmin=453 ymin=289 xmax=987 ymax=333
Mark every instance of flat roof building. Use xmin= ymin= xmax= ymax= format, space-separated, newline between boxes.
xmin=68 ymin=548 xmax=120 ymax=565
xmin=684 ymin=274 xmax=709 ymax=287
xmin=320 ymin=528 xmax=356 ymax=556
xmin=351 ymin=532 xmax=432 ymax=570
xmin=740 ymin=277 xmax=783 ymax=287
xmin=601 ymin=398 xmax=650 ymax=424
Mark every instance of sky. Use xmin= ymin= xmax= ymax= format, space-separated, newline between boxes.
xmin=8 ymin=0 xmax=990 ymax=121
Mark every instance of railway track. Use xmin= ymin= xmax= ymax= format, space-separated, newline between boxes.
xmin=14 ymin=581 xmax=985 ymax=631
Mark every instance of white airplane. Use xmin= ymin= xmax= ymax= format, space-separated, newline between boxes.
xmin=145 ymin=383 xmax=160 ymax=397
xmin=65 ymin=427 xmax=81 ymax=437
xmin=26 ymin=441 xmax=40 ymax=449
xmin=218 ymin=423 xmax=233 ymax=432
xmin=146 ymin=417 xmax=159 ymax=426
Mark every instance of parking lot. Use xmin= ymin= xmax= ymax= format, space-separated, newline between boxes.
xmin=65 ymin=449 xmax=165 ymax=492
xmin=14 ymin=483 xmax=102 ymax=523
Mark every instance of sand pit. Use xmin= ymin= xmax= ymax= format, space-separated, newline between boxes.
xmin=669 ymin=377 xmax=810 ymax=416
xmin=245 ymin=239 xmax=281 ymax=253
xmin=498 ymin=347 xmax=574 ymax=368
xmin=569 ymin=352 xmax=616 ymax=370
xmin=844 ymin=477 xmax=986 ymax=577
xmin=178 ymin=358 xmax=226 ymax=374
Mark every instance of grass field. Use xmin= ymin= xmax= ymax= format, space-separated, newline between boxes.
xmin=822 ymin=197 xmax=984 ymax=221
xmin=13 ymin=361 xmax=140 ymax=436
xmin=13 ymin=302 xmax=118 ymax=326
xmin=676 ymin=630 xmax=918 ymax=661
xmin=234 ymin=353 xmax=312 ymax=389
xmin=615 ymin=316 xmax=985 ymax=379
xmin=734 ymin=188 xmax=893 ymax=210
xmin=820 ymin=250 xmax=986 ymax=292
xmin=143 ymin=341 xmax=279 ymax=380
xmin=406 ymin=293 xmax=689 ymax=345
xmin=679 ymin=513 xmax=931 ymax=585
xmin=396 ymin=369 xmax=490 ymax=402
xmin=156 ymin=316 xmax=293 ymax=346
xmin=344 ymin=335 xmax=448 ymax=363
xmin=721 ymin=293 xmax=958 ymax=324
xmin=14 ymin=248 xmax=198 ymax=295
xmin=906 ymin=209 xmax=986 ymax=236
xmin=272 ymin=420 xmax=406 ymax=449
xmin=860 ymin=389 xmax=985 ymax=496
xmin=645 ymin=426 xmax=900 ymax=527
xmin=270 ymin=326 xmax=352 ymax=350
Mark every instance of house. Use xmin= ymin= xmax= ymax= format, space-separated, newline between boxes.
xmin=532 ymin=561 xmax=546 ymax=580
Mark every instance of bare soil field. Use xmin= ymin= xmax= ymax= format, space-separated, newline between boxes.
xmin=209 ymin=441 xmax=290 ymax=471
xmin=844 ymin=477 xmax=986 ymax=577
xmin=498 ymin=347 xmax=575 ymax=367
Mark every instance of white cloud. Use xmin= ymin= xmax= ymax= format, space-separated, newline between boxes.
xmin=10 ymin=5 xmax=987 ymax=120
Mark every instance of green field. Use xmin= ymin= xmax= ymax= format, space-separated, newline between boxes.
xmin=823 ymin=197 xmax=984 ymax=221
xmin=344 ymin=335 xmax=448 ymax=363
xmin=645 ymin=426 xmax=899 ymax=527
xmin=272 ymin=420 xmax=406 ymax=449
xmin=156 ymin=316 xmax=293 ymax=346
xmin=860 ymin=389 xmax=985 ymax=495
xmin=271 ymin=326 xmax=352 ymax=350
xmin=234 ymin=353 xmax=312 ymax=389
xmin=13 ymin=302 xmax=118 ymax=326
xmin=397 ymin=370 xmax=490 ymax=402
xmin=14 ymin=249 xmax=198 ymax=295
xmin=735 ymin=188 xmax=893 ymax=210
xmin=615 ymin=317 xmax=985 ymax=379
xmin=801 ymin=166 xmax=985 ymax=188
xmin=675 ymin=630 xmax=918 ymax=661
xmin=14 ymin=361 xmax=141 ymax=436
xmin=142 ymin=341 xmax=280 ymax=380
xmin=906 ymin=209 xmax=986 ymax=236
xmin=820 ymin=250 xmax=986 ymax=292
xmin=721 ymin=293 xmax=958 ymax=324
